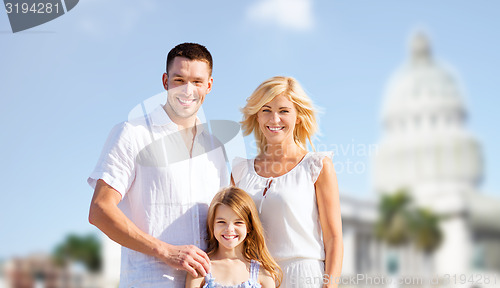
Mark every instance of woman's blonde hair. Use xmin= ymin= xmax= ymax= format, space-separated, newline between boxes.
xmin=241 ymin=76 xmax=318 ymax=153
xmin=206 ymin=187 xmax=282 ymax=286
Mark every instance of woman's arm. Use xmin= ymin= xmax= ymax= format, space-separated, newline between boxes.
xmin=315 ymin=158 xmax=343 ymax=288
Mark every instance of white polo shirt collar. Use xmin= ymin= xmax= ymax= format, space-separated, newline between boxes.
xmin=150 ymin=105 xmax=207 ymax=136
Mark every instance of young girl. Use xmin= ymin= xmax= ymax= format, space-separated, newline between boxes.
xmin=185 ymin=187 xmax=282 ymax=288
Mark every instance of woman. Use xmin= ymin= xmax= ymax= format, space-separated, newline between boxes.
xmin=231 ymin=76 xmax=343 ymax=288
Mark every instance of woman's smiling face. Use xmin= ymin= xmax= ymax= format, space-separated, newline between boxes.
xmin=256 ymin=94 xmax=299 ymax=146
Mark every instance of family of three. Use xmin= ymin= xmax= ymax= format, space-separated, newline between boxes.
xmin=88 ymin=43 xmax=343 ymax=288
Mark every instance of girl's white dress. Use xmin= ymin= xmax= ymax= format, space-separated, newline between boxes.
xmin=232 ymin=151 xmax=334 ymax=288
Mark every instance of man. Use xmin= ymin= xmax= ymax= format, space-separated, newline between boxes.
xmin=88 ymin=43 xmax=229 ymax=287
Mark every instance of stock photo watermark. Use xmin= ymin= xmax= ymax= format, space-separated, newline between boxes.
xmin=240 ymin=139 xmax=379 ymax=175
xmin=319 ymin=141 xmax=379 ymax=175
xmin=4 ymin=0 xmax=79 ymax=33
xmin=127 ymin=89 xmax=379 ymax=171
xmin=292 ymin=273 xmax=498 ymax=286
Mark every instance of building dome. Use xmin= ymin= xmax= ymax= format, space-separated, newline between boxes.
xmin=374 ymin=32 xmax=482 ymax=202
xmin=382 ymin=32 xmax=466 ymax=134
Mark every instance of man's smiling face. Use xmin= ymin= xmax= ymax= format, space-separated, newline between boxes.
xmin=163 ymin=56 xmax=213 ymax=123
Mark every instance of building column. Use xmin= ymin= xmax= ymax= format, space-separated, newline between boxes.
xmin=435 ymin=217 xmax=471 ymax=275
xmin=342 ymin=224 xmax=357 ymax=276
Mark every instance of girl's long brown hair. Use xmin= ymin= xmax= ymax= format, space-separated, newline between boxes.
xmin=206 ymin=187 xmax=282 ymax=287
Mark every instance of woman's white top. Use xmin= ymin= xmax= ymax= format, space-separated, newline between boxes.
xmin=232 ymin=151 xmax=334 ymax=262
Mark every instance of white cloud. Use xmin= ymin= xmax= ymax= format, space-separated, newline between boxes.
xmin=247 ymin=0 xmax=315 ymax=31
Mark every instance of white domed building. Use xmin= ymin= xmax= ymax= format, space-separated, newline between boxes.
xmin=373 ymin=32 xmax=500 ymax=277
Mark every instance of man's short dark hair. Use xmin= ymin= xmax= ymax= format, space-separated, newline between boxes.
xmin=166 ymin=43 xmax=213 ymax=76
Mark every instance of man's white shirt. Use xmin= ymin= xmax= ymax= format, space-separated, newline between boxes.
xmin=88 ymin=105 xmax=229 ymax=288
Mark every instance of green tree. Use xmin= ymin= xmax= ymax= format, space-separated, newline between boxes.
xmin=53 ymin=233 xmax=102 ymax=272
xmin=375 ymin=189 xmax=413 ymax=246
xmin=410 ymin=208 xmax=442 ymax=254
xmin=375 ymin=189 xmax=442 ymax=276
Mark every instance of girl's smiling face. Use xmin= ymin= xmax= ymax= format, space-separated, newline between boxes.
xmin=213 ymin=204 xmax=247 ymax=252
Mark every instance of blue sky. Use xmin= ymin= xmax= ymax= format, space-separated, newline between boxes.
xmin=1 ymin=0 xmax=499 ymax=259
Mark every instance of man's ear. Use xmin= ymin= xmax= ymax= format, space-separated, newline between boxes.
xmin=206 ymin=77 xmax=213 ymax=93
xmin=162 ymin=73 xmax=168 ymax=90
